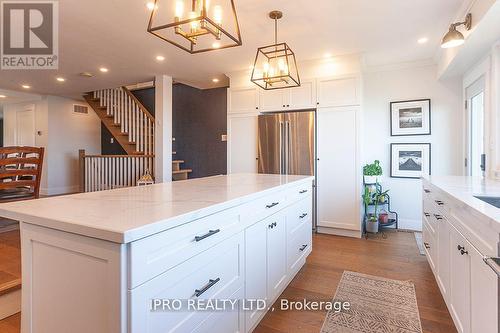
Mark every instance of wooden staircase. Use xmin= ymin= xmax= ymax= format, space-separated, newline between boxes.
xmin=84 ymin=87 xmax=155 ymax=156
xmin=172 ymin=159 xmax=192 ymax=181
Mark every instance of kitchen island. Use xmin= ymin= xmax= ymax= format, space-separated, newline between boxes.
xmin=0 ymin=173 xmax=314 ymax=333
xmin=422 ymin=176 xmax=499 ymax=333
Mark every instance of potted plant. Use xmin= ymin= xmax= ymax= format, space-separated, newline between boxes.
xmin=363 ymin=160 xmax=382 ymax=184
xmin=363 ymin=187 xmax=379 ymax=233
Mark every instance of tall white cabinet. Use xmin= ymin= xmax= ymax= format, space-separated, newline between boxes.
xmin=227 ymin=75 xmax=362 ymax=236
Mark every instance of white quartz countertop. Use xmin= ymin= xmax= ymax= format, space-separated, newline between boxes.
xmin=0 ymin=174 xmax=313 ymax=243
xmin=424 ymin=175 xmax=500 ymax=232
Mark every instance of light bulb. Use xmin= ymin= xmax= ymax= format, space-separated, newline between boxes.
xmin=278 ymin=59 xmax=286 ymax=74
xmin=263 ymin=62 xmax=270 ymax=77
xmin=189 ymin=11 xmax=199 ymax=30
xmin=205 ymin=0 xmax=210 ymax=11
xmin=214 ymin=5 xmax=222 ymax=24
xmin=175 ymin=0 xmax=184 ymax=18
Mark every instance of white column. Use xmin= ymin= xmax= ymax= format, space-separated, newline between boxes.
xmin=154 ymin=75 xmax=173 ymax=183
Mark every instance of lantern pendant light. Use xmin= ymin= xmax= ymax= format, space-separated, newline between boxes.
xmin=251 ymin=10 xmax=300 ymax=90
xmin=147 ymin=0 xmax=242 ymax=54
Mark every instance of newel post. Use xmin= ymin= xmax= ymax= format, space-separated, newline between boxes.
xmin=78 ymin=149 xmax=85 ymax=193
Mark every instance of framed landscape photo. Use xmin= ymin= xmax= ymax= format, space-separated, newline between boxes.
xmin=390 ymin=143 xmax=431 ymax=179
xmin=390 ymin=99 xmax=431 ymax=136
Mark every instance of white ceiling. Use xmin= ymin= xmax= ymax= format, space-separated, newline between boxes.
xmin=0 ymin=0 xmax=462 ymax=99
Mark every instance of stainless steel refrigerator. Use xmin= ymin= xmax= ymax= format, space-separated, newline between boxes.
xmin=257 ymin=111 xmax=316 ymax=227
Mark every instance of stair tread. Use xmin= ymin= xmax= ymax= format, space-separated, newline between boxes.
xmin=173 ymin=169 xmax=192 ymax=174
xmin=0 ymin=274 xmax=21 ymax=296
xmin=172 ymin=160 xmax=184 ymax=164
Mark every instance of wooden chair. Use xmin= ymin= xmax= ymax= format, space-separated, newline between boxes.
xmin=0 ymin=146 xmax=44 ymax=202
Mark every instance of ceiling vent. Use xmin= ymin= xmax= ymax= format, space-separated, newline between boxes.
xmin=73 ymin=104 xmax=89 ymax=114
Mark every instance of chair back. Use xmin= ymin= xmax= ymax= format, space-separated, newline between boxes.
xmin=0 ymin=146 xmax=45 ymax=201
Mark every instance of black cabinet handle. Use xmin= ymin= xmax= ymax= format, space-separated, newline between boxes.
xmin=457 ymin=245 xmax=465 ymax=251
xmin=299 ymin=213 xmax=308 ymax=219
xmin=433 ymin=214 xmax=443 ymax=220
xmin=424 ymin=212 xmax=430 ymax=217
xmin=299 ymin=244 xmax=308 ymax=251
xmin=299 ymin=189 xmax=308 ymax=194
xmin=194 ymin=229 xmax=220 ymax=242
xmin=268 ymin=222 xmax=277 ymax=229
xmin=435 ymin=200 xmax=444 ymax=206
xmin=282 ymin=105 xmax=286 ymax=107
xmin=194 ymin=278 xmax=220 ymax=297
xmin=460 ymin=249 xmax=468 ymax=255
xmin=424 ymin=242 xmax=430 ymax=249
xmin=424 ymin=189 xmax=431 ymax=193
xmin=287 ymin=104 xmax=290 ymax=107
xmin=266 ymin=202 xmax=279 ymax=209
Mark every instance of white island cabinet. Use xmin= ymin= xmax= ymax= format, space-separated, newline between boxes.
xmin=422 ymin=176 xmax=499 ymax=333
xmin=0 ymin=174 xmax=314 ymax=333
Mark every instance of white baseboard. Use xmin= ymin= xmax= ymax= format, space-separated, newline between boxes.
xmin=0 ymin=288 xmax=21 ymax=320
xmin=316 ymin=226 xmax=362 ymax=238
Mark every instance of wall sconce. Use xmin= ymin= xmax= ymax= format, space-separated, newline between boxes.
xmin=441 ymin=13 xmax=472 ymax=49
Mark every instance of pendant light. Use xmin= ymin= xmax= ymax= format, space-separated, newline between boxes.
xmin=147 ymin=0 xmax=242 ymax=54
xmin=251 ymin=11 xmax=300 ymax=90
xmin=441 ymin=13 xmax=472 ymax=49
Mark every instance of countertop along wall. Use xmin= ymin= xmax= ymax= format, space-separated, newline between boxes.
xmin=363 ymin=63 xmax=463 ymax=230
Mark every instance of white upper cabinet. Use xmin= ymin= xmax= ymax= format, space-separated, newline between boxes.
xmin=259 ymin=80 xmax=316 ymax=112
xmin=317 ymin=77 xmax=360 ymax=108
xmin=229 ymin=87 xmax=259 ymax=114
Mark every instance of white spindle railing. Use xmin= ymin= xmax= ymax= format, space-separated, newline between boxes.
xmin=93 ymin=87 xmax=155 ymax=155
xmin=79 ymin=150 xmax=154 ymax=192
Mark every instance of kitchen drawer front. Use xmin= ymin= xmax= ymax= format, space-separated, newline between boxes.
xmin=239 ymin=190 xmax=287 ymax=224
xmin=129 ymin=232 xmax=244 ymax=333
xmin=286 ymin=181 xmax=314 ymax=205
xmin=287 ymin=219 xmax=312 ymax=273
xmin=129 ymin=208 xmax=241 ymax=289
xmin=286 ymin=196 xmax=313 ymax=238
xmin=423 ymin=219 xmax=437 ymax=272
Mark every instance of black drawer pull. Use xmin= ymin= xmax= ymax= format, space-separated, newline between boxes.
xmin=424 ymin=212 xmax=430 ymax=217
xmin=299 ymin=244 xmax=308 ymax=251
xmin=424 ymin=242 xmax=430 ymax=249
xmin=299 ymin=213 xmax=308 ymax=219
xmin=433 ymin=214 xmax=443 ymax=220
xmin=194 ymin=229 xmax=220 ymax=242
xmin=435 ymin=200 xmax=444 ymax=206
xmin=424 ymin=189 xmax=431 ymax=193
xmin=268 ymin=222 xmax=277 ymax=229
xmin=266 ymin=202 xmax=279 ymax=209
xmin=299 ymin=189 xmax=308 ymax=194
xmin=194 ymin=278 xmax=220 ymax=297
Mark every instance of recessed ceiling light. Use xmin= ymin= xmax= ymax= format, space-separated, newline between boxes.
xmin=324 ymin=53 xmax=332 ymax=58
xmin=156 ymin=55 xmax=165 ymax=61
xmin=56 ymin=77 xmax=65 ymax=82
xmin=99 ymin=67 xmax=109 ymax=73
xmin=22 ymin=84 xmax=31 ymax=89
xmin=212 ymin=42 xmax=221 ymax=49
xmin=0 ymin=95 xmax=6 ymax=98
xmin=79 ymin=72 xmax=94 ymax=77
xmin=212 ymin=78 xmax=220 ymax=83
xmin=146 ymin=2 xmax=157 ymax=10
xmin=417 ymin=37 xmax=428 ymax=44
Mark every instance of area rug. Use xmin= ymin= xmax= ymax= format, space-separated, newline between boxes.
xmin=320 ymin=271 xmax=423 ymax=333
xmin=414 ymin=232 xmax=425 ymax=255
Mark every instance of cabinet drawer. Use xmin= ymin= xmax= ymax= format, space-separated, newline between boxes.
xmin=287 ymin=219 xmax=312 ymax=273
xmin=239 ymin=190 xmax=287 ymax=224
xmin=287 ymin=197 xmax=312 ymax=238
xmin=129 ymin=208 xmax=241 ymax=288
xmin=423 ymin=220 xmax=437 ymax=272
xmin=129 ymin=232 xmax=244 ymax=333
xmin=287 ymin=181 xmax=313 ymax=204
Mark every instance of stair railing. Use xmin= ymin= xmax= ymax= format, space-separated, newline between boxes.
xmin=79 ymin=149 xmax=154 ymax=192
xmin=93 ymin=87 xmax=155 ymax=155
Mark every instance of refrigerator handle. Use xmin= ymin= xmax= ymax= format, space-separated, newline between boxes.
xmin=279 ymin=121 xmax=284 ymax=174
xmin=286 ymin=121 xmax=291 ymax=175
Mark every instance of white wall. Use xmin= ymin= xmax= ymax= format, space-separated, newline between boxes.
xmin=2 ymin=96 xmax=101 ymax=195
xmin=363 ymin=64 xmax=463 ymax=230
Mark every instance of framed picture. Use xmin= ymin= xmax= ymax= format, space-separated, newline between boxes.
xmin=390 ymin=99 xmax=431 ymax=136
xmin=390 ymin=143 xmax=431 ymax=179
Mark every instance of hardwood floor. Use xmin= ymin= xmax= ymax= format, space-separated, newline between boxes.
xmin=255 ymin=231 xmax=457 ymax=333
xmin=0 ymin=230 xmax=456 ymax=333
xmin=0 ymin=229 xmax=21 ymax=291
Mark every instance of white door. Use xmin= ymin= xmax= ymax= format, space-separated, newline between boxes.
xmin=465 ymin=77 xmax=485 ymax=177
xmin=317 ymin=107 xmax=359 ymax=231
xmin=437 ymin=218 xmax=451 ymax=301
xmin=266 ymin=213 xmax=287 ymax=301
xmin=244 ymin=218 xmax=268 ymax=330
xmin=449 ymin=227 xmax=471 ymax=333
xmin=228 ymin=115 xmax=258 ymax=173
xmin=16 ymin=105 xmax=35 ymax=146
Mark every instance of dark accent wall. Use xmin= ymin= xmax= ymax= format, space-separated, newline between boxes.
xmin=173 ymin=83 xmax=227 ymax=179
xmin=101 ymin=88 xmax=155 ymax=155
